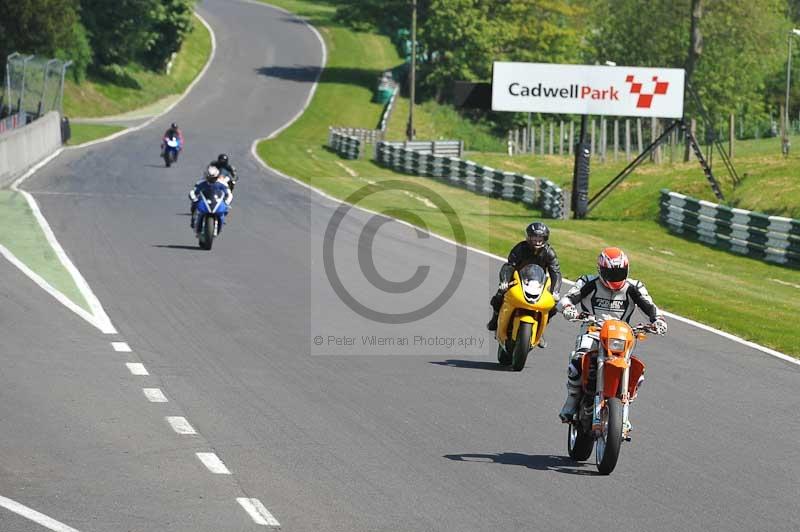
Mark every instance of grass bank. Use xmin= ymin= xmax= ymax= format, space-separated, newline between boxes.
xmin=67 ymin=123 xmax=126 ymax=146
xmin=63 ymin=13 xmax=211 ymax=119
xmin=257 ymin=0 xmax=799 ymax=356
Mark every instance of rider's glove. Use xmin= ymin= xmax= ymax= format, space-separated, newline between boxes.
xmin=499 ymin=280 xmax=510 ymax=291
xmin=652 ymin=317 xmax=668 ymax=336
xmin=562 ymin=305 xmax=579 ymax=321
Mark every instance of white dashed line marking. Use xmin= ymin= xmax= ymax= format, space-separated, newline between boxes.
xmin=126 ymin=363 xmax=149 ymax=376
xmin=237 ymin=497 xmax=281 ymax=527
xmin=196 ymin=452 xmax=231 ymax=474
xmin=111 ymin=342 xmax=131 ymax=352
xmin=143 ymin=388 xmax=168 ymax=402
xmin=166 ymin=416 xmax=196 ymax=435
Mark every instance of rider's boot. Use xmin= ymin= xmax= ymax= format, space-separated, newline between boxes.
xmin=537 ymin=335 xmax=548 ymax=348
xmin=486 ymin=311 xmax=499 ymax=332
xmin=558 ymin=381 xmax=582 ymax=422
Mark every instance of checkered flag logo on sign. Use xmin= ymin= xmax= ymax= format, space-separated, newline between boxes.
xmin=625 ymin=75 xmax=670 ymax=108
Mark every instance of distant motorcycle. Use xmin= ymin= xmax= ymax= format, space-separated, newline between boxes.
xmin=565 ymin=314 xmax=657 ymax=475
xmin=193 ymin=188 xmax=229 ymax=250
xmin=162 ymin=135 xmax=181 ymax=167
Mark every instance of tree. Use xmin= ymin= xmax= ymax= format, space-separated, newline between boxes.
xmin=588 ymin=0 xmax=786 ymax=121
xmin=79 ymin=0 xmax=195 ymax=72
xmin=0 ymin=0 xmax=91 ymax=80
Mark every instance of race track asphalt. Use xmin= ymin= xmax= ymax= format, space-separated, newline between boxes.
xmin=4 ymin=0 xmax=798 ymax=530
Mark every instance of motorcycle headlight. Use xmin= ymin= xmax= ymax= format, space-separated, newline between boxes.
xmin=608 ymin=338 xmax=627 ymax=352
xmin=522 ymin=279 xmax=543 ymax=302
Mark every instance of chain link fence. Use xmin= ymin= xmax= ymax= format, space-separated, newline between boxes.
xmin=2 ymin=53 xmax=71 ymax=123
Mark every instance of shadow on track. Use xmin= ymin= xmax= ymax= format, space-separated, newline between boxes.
xmin=255 ymin=66 xmax=377 ymax=89
xmin=152 ymin=244 xmax=202 ymax=251
xmin=444 ymin=452 xmax=599 ymax=476
xmin=429 ymin=360 xmax=508 ymax=371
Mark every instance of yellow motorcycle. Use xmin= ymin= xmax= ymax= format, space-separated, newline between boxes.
xmin=495 ymin=264 xmax=556 ymax=371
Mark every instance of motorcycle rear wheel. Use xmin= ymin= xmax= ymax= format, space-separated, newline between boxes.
xmin=596 ymin=397 xmax=623 ymax=475
xmin=567 ymin=421 xmax=593 ymax=461
xmin=511 ymin=322 xmax=532 ymax=372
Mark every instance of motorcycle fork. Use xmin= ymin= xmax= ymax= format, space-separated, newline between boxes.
xmin=592 ymin=348 xmax=606 ymax=435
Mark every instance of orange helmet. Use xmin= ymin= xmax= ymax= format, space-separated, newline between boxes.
xmin=597 ymin=247 xmax=629 ymax=291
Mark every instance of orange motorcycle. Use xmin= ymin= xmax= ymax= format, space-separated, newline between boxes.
xmin=565 ymin=314 xmax=657 ymax=475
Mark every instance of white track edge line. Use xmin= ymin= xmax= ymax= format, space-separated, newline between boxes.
xmin=0 ymin=495 xmax=82 ymax=532
xmin=0 ymin=244 xmax=106 ymax=331
xmin=62 ymin=11 xmax=217 ymax=151
xmin=247 ymin=3 xmax=797 ymax=367
xmin=111 ymin=341 xmax=131 ymax=352
xmin=237 ymin=497 xmax=281 ymax=527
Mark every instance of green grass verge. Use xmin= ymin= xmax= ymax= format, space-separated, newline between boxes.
xmin=63 ymin=13 xmax=211 ymax=118
xmin=468 ymin=133 xmax=800 ymax=220
xmin=67 ymin=123 xmax=126 ymax=146
xmin=0 ymin=191 xmax=90 ymax=312
xmin=256 ymin=0 xmax=800 ymax=357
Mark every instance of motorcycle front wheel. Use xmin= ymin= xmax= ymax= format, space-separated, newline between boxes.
xmin=511 ymin=322 xmax=532 ymax=371
xmin=595 ymin=397 xmax=623 ymax=475
xmin=199 ymin=216 xmax=214 ymax=250
xmin=497 ymin=343 xmax=511 ymax=366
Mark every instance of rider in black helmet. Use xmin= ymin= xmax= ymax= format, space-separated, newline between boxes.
xmin=486 ymin=222 xmax=562 ymax=347
xmin=208 ymin=153 xmax=237 ymax=189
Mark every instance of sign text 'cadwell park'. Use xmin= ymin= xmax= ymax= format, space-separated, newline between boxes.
xmin=492 ymin=62 xmax=685 ymax=118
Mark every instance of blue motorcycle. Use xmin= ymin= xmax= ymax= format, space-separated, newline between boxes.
xmin=194 ymin=188 xmax=229 ymax=250
xmin=163 ymin=135 xmax=181 ymax=167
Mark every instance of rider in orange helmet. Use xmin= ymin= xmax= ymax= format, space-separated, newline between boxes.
xmin=557 ymin=247 xmax=667 ymax=426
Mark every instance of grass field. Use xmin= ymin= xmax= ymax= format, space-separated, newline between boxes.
xmin=62 ymin=14 xmax=211 ymax=118
xmin=258 ymin=0 xmax=800 ymax=356
xmin=67 ymin=123 xmax=126 ymax=146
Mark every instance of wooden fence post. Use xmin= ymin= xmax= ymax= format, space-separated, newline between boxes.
xmin=540 ymin=123 xmax=545 ymax=156
xmin=549 ymin=122 xmax=554 ymax=155
xmin=729 ymin=113 xmax=735 ymax=159
xmin=614 ymin=119 xmax=619 ymax=161
xmin=591 ymin=118 xmax=596 ymax=155
xmin=625 ymin=119 xmax=631 ymax=161
xmin=559 ymin=120 xmax=564 ymax=155
xmin=522 ymin=127 xmax=527 ymax=155
xmin=569 ymin=121 xmax=574 ymax=155
xmin=636 ymin=118 xmax=643 ymax=155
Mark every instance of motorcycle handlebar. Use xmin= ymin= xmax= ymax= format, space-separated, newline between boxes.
xmin=570 ymin=313 xmax=657 ymax=335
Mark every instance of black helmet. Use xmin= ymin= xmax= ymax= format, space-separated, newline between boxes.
xmin=171 ymin=122 xmax=178 ymax=129
xmin=217 ymin=153 xmax=229 ymax=165
xmin=525 ymin=222 xmax=549 ymax=250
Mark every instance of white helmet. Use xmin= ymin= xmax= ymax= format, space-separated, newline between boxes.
xmin=205 ymin=165 xmax=220 ymax=182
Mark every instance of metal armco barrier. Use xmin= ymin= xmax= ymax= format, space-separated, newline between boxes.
xmin=327 ymin=129 xmax=363 ymax=159
xmin=375 ymin=141 xmax=568 ymax=219
xmin=660 ymin=189 xmax=800 ymax=268
xmin=328 ymin=126 xmax=384 ymax=144
xmin=381 ymin=140 xmax=464 ymax=158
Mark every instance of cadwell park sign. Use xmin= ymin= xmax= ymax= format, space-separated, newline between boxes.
xmin=492 ymin=62 xmax=685 ymax=119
